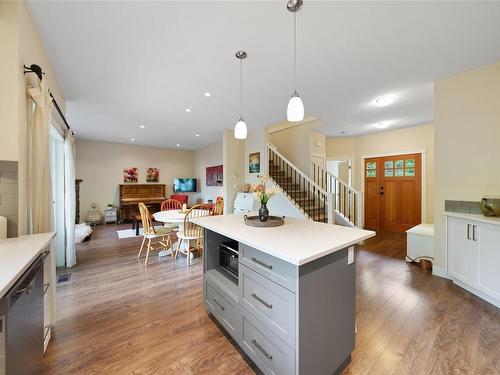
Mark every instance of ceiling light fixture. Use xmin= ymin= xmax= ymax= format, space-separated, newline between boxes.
xmin=195 ymin=134 xmax=200 ymax=137
xmin=130 ymin=138 xmax=135 ymax=142
xmin=373 ymin=95 xmax=397 ymax=107
xmin=374 ymin=121 xmax=393 ymax=129
xmin=139 ymin=125 xmax=145 ymax=129
xmin=234 ymin=50 xmax=248 ymax=140
xmin=185 ymin=108 xmax=191 ymax=113
xmin=204 ymin=92 xmax=211 ymax=97
xmin=176 ymin=143 xmax=180 ymax=147
xmin=286 ymin=0 xmax=304 ymax=122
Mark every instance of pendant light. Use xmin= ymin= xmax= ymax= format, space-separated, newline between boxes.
xmin=286 ymin=0 xmax=304 ymax=122
xmin=234 ymin=50 xmax=248 ymax=139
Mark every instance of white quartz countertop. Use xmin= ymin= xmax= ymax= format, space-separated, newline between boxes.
xmin=0 ymin=232 xmax=55 ymax=298
xmin=445 ymin=211 xmax=500 ymax=226
xmin=192 ymin=214 xmax=375 ymax=266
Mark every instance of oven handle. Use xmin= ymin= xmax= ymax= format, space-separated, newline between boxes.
xmin=219 ymin=243 xmax=239 ymax=256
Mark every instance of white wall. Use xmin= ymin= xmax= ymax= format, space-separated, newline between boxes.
xmin=75 ymin=139 xmax=195 ymax=219
xmin=222 ymin=129 xmax=245 ymax=213
xmin=194 ymin=141 xmax=223 ymax=203
xmin=434 ymin=61 xmax=500 ymax=270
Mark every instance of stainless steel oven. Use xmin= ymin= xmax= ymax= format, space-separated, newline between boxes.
xmin=219 ymin=241 xmax=239 ymax=279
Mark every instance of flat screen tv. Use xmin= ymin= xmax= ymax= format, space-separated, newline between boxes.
xmin=174 ymin=178 xmax=197 ymax=193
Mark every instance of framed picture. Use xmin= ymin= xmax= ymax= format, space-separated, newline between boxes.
xmin=249 ymin=152 xmax=260 ymax=173
xmin=146 ymin=168 xmax=160 ymax=182
xmin=123 ymin=167 xmax=138 ymax=183
xmin=206 ymin=165 xmax=223 ymax=186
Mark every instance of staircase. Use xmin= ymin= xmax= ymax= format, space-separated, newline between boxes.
xmin=266 ymin=143 xmax=360 ymax=227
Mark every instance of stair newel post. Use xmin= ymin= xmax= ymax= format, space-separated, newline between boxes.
xmin=327 ymin=193 xmax=334 ymax=224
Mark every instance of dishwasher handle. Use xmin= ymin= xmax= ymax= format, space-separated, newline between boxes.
xmin=8 ymin=254 xmax=44 ymax=308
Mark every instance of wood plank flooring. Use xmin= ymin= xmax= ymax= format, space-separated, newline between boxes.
xmin=44 ymin=225 xmax=500 ymax=374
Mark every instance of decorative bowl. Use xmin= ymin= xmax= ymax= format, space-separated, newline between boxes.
xmin=479 ymin=196 xmax=500 ymax=217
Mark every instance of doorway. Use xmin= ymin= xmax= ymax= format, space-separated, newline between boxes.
xmin=364 ymin=153 xmax=421 ymax=232
xmin=50 ymin=126 xmax=66 ymax=267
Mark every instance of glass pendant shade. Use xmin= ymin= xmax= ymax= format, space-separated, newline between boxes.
xmin=234 ymin=117 xmax=247 ymax=139
xmin=287 ymin=91 xmax=304 ymax=122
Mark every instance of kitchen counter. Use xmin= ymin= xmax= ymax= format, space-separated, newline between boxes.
xmin=444 ymin=211 xmax=500 ymax=226
xmin=0 ymin=232 xmax=55 ymax=298
xmin=192 ymin=214 xmax=375 ymax=265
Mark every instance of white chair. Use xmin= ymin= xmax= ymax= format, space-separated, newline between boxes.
xmin=137 ymin=203 xmax=174 ymax=266
xmin=174 ymin=204 xmax=211 ymax=266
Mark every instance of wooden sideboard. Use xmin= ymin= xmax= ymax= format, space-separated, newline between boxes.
xmin=119 ymin=184 xmax=166 ymax=222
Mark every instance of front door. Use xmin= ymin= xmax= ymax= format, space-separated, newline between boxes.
xmin=364 ymin=153 xmax=421 ymax=232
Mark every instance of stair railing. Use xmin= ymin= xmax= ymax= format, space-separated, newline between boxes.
xmin=311 ymin=160 xmax=361 ymax=227
xmin=266 ymin=143 xmax=334 ymax=223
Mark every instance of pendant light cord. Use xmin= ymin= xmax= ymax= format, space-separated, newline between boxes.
xmin=293 ymin=11 xmax=297 ymax=91
xmin=240 ymin=58 xmax=243 ymax=118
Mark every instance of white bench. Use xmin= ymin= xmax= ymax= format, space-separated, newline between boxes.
xmin=406 ymin=224 xmax=434 ymax=262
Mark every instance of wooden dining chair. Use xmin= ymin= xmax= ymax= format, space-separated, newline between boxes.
xmin=212 ymin=198 xmax=224 ymax=216
xmin=174 ymin=204 xmax=211 ymax=266
xmin=160 ymin=199 xmax=183 ymax=230
xmin=137 ymin=203 xmax=175 ymax=265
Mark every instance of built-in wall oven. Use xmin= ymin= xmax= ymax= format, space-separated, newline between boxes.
xmin=219 ymin=240 xmax=239 ymax=280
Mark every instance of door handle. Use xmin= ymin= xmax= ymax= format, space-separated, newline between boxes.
xmin=472 ymin=225 xmax=477 ymax=241
xmin=380 ymin=192 xmax=384 ymax=195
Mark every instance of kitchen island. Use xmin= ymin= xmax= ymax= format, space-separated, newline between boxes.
xmin=192 ymin=214 xmax=375 ymax=375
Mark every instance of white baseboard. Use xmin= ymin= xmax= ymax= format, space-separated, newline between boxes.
xmin=432 ymin=266 xmax=450 ymax=279
xmin=453 ymin=279 xmax=500 ymax=309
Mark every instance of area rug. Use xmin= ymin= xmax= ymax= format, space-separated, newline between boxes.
xmin=116 ymin=226 xmax=164 ymax=239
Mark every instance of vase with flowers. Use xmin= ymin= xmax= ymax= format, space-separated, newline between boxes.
xmin=251 ymin=176 xmax=277 ymax=222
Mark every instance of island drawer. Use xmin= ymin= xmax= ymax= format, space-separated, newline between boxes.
xmin=242 ymin=310 xmax=295 ymax=375
xmin=205 ymin=280 xmax=242 ymax=342
xmin=240 ymin=264 xmax=296 ymax=348
xmin=239 ymin=243 xmax=297 ymax=292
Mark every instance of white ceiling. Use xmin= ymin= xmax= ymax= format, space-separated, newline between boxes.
xmin=28 ymin=1 xmax=500 ymax=149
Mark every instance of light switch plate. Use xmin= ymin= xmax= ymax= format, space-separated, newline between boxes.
xmin=348 ymin=246 xmax=354 ymax=265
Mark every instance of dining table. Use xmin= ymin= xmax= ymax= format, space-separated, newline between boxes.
xmin=153 ymin=209 xmax=210 ymax=257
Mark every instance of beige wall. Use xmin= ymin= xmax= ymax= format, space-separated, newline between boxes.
xmin=326 ymin=123 xmax=435 ymax=224
xmin=194 ymin=141 xmax=223 ymax=203
xmin=222 ymin=129 xmax=245 ymax=213
xmin=75 ymin=139 xmax=195 ymax=220
xmin=434 ymin=61 xmax=500 ymax=270
xmin=0 ymin=2 xmax=66 ymax=235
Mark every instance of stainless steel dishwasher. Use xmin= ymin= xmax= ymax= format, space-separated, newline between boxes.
xmin=0 ymin=253 xmax=44 ymax=375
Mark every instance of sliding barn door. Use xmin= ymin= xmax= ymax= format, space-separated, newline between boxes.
xmin=364 ymin=154 xmax=421 ymax=232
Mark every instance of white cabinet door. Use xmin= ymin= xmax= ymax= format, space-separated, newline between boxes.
xmin=476 ymin=222 xmax=500 ymax=301
xmin=447 ymin=217 xmax=476 ymax=285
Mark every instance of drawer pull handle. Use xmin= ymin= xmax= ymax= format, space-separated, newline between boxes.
xmin=251 ymin=257 xmax=273 ymax=270
xmin=213 ymin=298 xmax=225 ymax=311
xmin=251 ymin=293 xmax=273 ymax=309
xmin=472 ymin=225 xmax=477 ymax=241
xmin=251 ymin=338 xmax=273 ymax=359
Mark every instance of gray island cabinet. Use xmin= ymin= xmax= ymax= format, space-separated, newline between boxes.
xmin=192 ymin=214 xmax=375 ymax=375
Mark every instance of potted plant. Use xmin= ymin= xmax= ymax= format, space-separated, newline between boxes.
xmin=251 ymin=176 xmax=277 ymax=222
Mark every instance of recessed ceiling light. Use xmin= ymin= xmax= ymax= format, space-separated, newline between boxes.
xmin=176 ymin=143 xmax=180 ymax=147
xmin=130 ymin=138 xmax=136 ymax=141
xmin=195 ymin=134 xmax=200 ymax=137
xmin=185 ymin=108 xmax=191 ymax=113
xmin=139 ymin=125 xmax=145 ymax=129
xmin=373 ymin=95 xmax=397 ymax=107
xmin=374 ymin=121 xmax=393 ymax=129
xmin=204 ymin=92 xmax=211 ymax=97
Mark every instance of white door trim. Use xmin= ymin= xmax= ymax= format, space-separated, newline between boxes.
xmin=360 ymin=148 xmax=427 ymax=229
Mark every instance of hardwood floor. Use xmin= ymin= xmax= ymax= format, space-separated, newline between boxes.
xmin=44 ymin=225 xmax=500 ymax=374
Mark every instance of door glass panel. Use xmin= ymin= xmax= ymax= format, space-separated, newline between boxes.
xmin=405 ymin=168 xmax=415 ymax=176
xmin=394 ymin=160 xmax=404 ymax=168
xmin=395 ymin=168 xmax=404 ymax=177
xmin=367 ymin=170 xmax=376 ymax=177
xmin=366 ymin=162 xmax=376 ymax=170
xmin=384 ymin=161 xmax=393 ymax=169
xmin=405 ymin=159 xmax=415 ymax=168
xmin=385 ymin=169 xmax=394 ymax=177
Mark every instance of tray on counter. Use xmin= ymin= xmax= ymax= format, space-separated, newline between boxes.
xmin=244 ymin=215 xmax=285 ymax=227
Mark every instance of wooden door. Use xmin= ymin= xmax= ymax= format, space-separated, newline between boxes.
xmin=364 ymin=154 xmax=421 ymax=232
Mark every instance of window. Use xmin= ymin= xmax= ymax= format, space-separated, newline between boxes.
xmin=366 ymin=161 xmax=376 ymax=177
xmin=383 ymin=158 xmax=415 ymax=178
